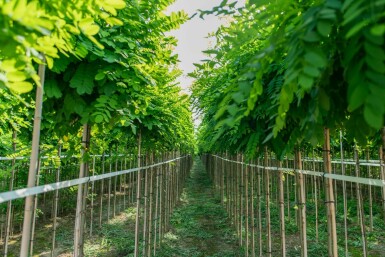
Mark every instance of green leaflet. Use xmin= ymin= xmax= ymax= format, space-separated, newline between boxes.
xmin=69 ymin=64 xmax=95 ymax=95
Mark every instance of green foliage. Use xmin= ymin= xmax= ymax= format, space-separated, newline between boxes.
xmin=192 ymin=0 xmax=385 ymax=157
xmin=0 ymin=0 xmax=126 ymax=93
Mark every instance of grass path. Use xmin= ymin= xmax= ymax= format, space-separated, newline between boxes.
xmin=156 ymin=157 xmax=241 ymax=257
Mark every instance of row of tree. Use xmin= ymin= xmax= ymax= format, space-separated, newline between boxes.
xmin=192 ymin=0 xmax=385 ymax=256
xmin=1 ymin=0 xmax=195 ymax=256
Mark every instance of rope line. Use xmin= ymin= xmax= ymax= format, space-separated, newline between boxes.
xmin=212 ymin=155 xmax=385 ymax=188
xmin=0 ymin=155 xmax=189 ymax=204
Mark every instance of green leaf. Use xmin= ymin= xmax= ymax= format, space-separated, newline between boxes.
xmin=108 ymin=0 xmax=126 ymax=9
xmin=318 ymin=89 xmax=330 ymax=111
xmin=232 ymin=92 xmax=244 ymax=104
xmin=45 ymin=79 xmax=62 ymax=99
xmin=365 ymin=56 xmax=385 ymax=73
xmin=303 ymin=66 xmax=320 ymax=77
xmin=95 ymin=72 xmax=105 ymax=80
xmin=298 ymin=74 xmax=314 ymax=90
xmin=302 ymin=31 xmax=320 ymax=42
xmin=348 ymin=84 xmax=368 ymax=111
xmin=364 ymin=104 xmax=383 ymax=129
xmin=8 ymin=81 xmax=33 ymax=93
xmin=304 ymin=51 xmax=326 ymax=68
xmin=371 ymin=24 xmax=385 ymax=36
xmin=79 ymin=18 xmax=100 ymax=36
xmin=94 ymin=114 xmax=104 ymax=123
xmin=317 ymin=20 xmax=332 ymax=37
xmin=7 ymin=71 xmax=27 ymax=82
xmin=364 ymin=42 xmax=385 ymax=60
xmin=227 ymin=104 xmax=238 ymax=116
xmin=70 ymin=64 xmax=95 ymax=95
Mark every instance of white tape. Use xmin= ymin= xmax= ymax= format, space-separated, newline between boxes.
xmin=212 ymin=155 xmax=385 ymax=188
xmin=0 ymin=155 xmax=189 ymax=204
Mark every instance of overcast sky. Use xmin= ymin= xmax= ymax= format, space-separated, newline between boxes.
xmin=167 ymin=0 xmax=245 ymax=93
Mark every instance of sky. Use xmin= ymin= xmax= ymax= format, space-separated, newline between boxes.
xmin=167 ymin=0 xmax=245 ymax=93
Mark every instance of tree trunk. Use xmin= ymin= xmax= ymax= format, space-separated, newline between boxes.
xmin=295 ymin=148 xmax=307 ymax=257
xmin=20 ymin=63 xmax=46 ymax=257
xmin=339 ymin=131 xmax=348 ymax=257
xmin=354 ymin=146 xmax=367 ymax=257
xmin=74 ymin=123 xmax=91 ymax=257
xmin=134 ymin=131 xmax=142 ymax=257
xmin=51 ymin=143 xmax=62 ymax=257
xmin=324 ymin=128 xmax=338 ymax=257
xmin=264 ymin=148 xmax=271 ymax=256
xmin=278 ymin=161 xmax=286 ymax=256
xmin=4 ymin=130 xmax=17 ymax=257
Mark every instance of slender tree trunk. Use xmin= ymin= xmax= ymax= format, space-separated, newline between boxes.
xmin=381 ymin=128 xmax=385 ymax=222
xmin=278 ymin=161 xmax=286 ymax=256
xmin=257 ymin=158 xmax=262 ymax=257
xmin=295 ymin=148 xmax=307 ymax=257
xmin=312 ymin=149 xmax=319 ymax=243
xmin=51 ymin=144 xmax=62 ymax=257
xmin=245 ymin=160 xmax=249 ymax=256
xmin=134 ymin=131 xmax=142 ymax=257
xmin=29 ymin=157 xmax=42 ymax=255
xmin=324 ymin=128 xmax=338 ymax=257
xmin=339 ymin=131 xmax=348 ymax=257
xmin=366 ymin=149 xmax=373 ymax=232
xmin=4 ymin=130 xmax=17 ymax=257
xmin=154 ymin=154 xmax=160 ymax=255
xmin=354 ymin=146 xmax=367 ymax=257
xmin=107 ymin=151 xmax=112 ymax=221
xmin=20 ymin=63 xmax=46 ymax=257
xmin=74 ymin=123 xmax=91 ymax=257
xmin=264 ymin=148 xmax=271 ymax=257
xmin=89 ymin=154 xmax=96 ymax=236
xmin=142 ymin=153 xmax=150 ymax=256
xmin=99 ymin=153 xmax=105 ymax=227
xmin=251 ymin=158 xmax=255 ymax=257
